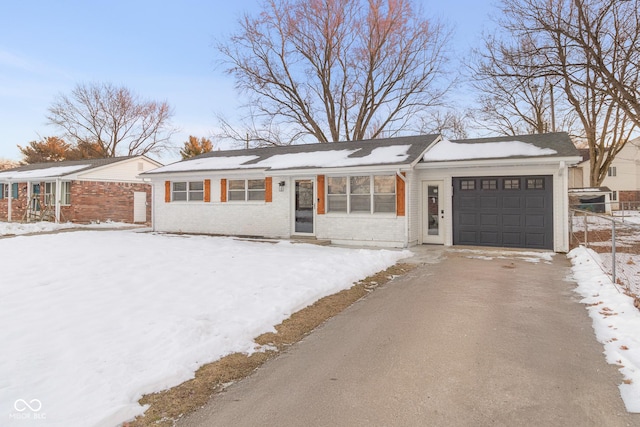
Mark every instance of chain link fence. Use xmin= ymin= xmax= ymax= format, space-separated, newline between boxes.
xmin=569 ymin=208 xmax=640 ymax=303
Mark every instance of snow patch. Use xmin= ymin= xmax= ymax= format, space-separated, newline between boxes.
xmin=0 ymin=230 xmax=410 ymax=426
xmin=568 ymin=246 xmax=640 ymax=413
xmin=423 ymin=139 xmax=557 ymax=161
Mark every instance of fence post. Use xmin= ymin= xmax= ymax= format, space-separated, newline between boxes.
xmin=611 ymin=220 xmax=616 ymax=285
xmin=583 ymin=212 xmax=588 ymax=246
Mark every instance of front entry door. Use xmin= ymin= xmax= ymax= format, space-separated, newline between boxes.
xmin=422 ymin=181 xmax=444 ymax=244
xmin=294 ymin=180 xmax=314 ymax=234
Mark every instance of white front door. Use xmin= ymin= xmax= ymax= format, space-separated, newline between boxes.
xmin=422 ymin=181 xmax=444 ymax=244
xmin=133 ymin=191 xmax=147 ymax=223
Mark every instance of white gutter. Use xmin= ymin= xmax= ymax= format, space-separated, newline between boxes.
xmin=396 ymin=170 xmax=409 ymax=248
xmin=151 ymin=181 xmax=156 ymax=232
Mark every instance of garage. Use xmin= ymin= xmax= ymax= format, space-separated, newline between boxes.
xmin=452 ymin=175 xmax=553 ymax=250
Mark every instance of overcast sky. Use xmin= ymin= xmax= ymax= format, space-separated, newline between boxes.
xmin=0 ymin=0 xmax=496 ymax=164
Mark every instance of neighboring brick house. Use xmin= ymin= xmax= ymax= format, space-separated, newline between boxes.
xmin=143 ymin=132 xmax=580 ymax=252
xmin=0 ymin=156 xmax=162 ymax=224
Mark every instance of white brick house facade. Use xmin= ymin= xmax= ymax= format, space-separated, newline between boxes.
xmin=144 ymin=133 xmax=580 ymax=252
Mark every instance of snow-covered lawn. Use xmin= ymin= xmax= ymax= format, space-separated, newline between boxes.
xmin=0 ymin=227 xmax=409 ymax=426
xmin=3 ymin=221 xmax=639 ymax=423
xmin=569 ymin=247 xmax=640 ymax=413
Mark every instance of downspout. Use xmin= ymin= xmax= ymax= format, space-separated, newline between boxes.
xmin=149 ymin=179 xmax=155 ymax=232
xmin=397 ymin=170 xmax=408 ymax=248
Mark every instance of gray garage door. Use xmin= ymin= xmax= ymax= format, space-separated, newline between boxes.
xmin=452 ymin=176 xmax=553 ymax=250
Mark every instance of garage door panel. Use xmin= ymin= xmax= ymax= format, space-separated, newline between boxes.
xmin=502 ymin=232 xmax=523 ymax=246
xmin=480 ymin=196 xmax=498 ymax=208
xmin=459 ymin=213 xmax=477 ymax=226
xmin=460 ymin=196 xmax=477 ymax=209
xmin=459 ymin=231 xmax=478 ymax=244
xmin=453 ymin=176 xmax=553 ymax=250
xmin=479 ymin=231 xmax=499 ymax=245
xmin=502 ymin=214 xmax=521 ymax=227
xmin=526 ymin=196 xmax=546 ymax=209
xmin=525 ymin=233 xmax=546 ymax=247
xmin=503 ymin=196 xmax=522 ymax=209
xmin=525 ymin=214 xmax=545 ymax=228
xmin=480 ymin=214 xmax=498 ymax=226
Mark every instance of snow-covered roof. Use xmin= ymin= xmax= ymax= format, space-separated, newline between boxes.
xmin=423 ymin=139 xmax=557 ymax=161
xmin=0 ymin=164 xmax=91 ymax=180
xmin=423 ymin=132 xmax=579 ymax=162
xmin=568 ymin=187 xmax=612 ymax=194
xmin=144 ymin=134 xmax=441 ymax=175
xmin=0 ymin=156 xmax=161 ymax=182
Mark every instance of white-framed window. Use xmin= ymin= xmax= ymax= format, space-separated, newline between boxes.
xmin=327 ymin=177 xmax=347 ymax=212
xmin=611 ymin=191 xmax=618 ymax=201
xmin=61 ymin=182 xmax=71 ymax=205
xmin=0 ymin=183 xmax=6 ymax=199
xmin=172 ymin=181 xmax=204 ymax=202
xmin=608 ymin=166 xmax=617 ymax=177
xmin=44 ymin=182 xmax=55 ymax=206
xmin=228 ymin=179 xmax=265 ymax=201
xmin=373 ymin=175 xmax=396 ymax=213
xmin=327 ymin=174 xmax=396 ymax=214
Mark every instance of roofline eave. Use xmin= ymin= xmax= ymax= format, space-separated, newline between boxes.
xmin=415 ymin=155 xmax=583 ymax=169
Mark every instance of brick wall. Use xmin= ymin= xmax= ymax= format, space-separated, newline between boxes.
xmin=63 ymin=181 xmax=151 ymax=223
xmin=620 ymin=191 xmax=640 ymax=203
xmin=0 ymin=181 xmax=151 ymax=224
xmin=0 ymin=184 xmax=29 ymax=221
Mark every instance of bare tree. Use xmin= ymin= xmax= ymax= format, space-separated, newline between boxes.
xmin=549 ymin=0 xmax=640 ymax=128
xmin=417 ymin=109 xmax=471 ymax=140
xmin=469 ymin=35 xmax=577 ymax=136
xmin=47 ymin=83 xmax=177 ymax=157
xmin=471 ymin=0 xmax=638 ymax=186
xmin=217 ymin=0 xmax=451 ymax=146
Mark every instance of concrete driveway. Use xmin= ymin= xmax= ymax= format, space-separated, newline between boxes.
xmin=178 ymin=247 xmax=639 ymax=427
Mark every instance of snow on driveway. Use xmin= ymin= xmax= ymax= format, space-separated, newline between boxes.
xmin=0 ymin=229 xmax=410 ymax=426
xmin=569 ymin=247 xmax=640 ymax=413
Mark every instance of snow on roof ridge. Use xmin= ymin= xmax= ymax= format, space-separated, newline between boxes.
xmin=423 ymin=139 xmax=558 ymax=162
xmin=0 ymin=163 xmax=92 ymax=180
xmin=148 ymin=145 xmax=412 ymax=173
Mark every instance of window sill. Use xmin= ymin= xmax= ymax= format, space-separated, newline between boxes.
xmin=323 ymin=212 xmax=398 ymax=219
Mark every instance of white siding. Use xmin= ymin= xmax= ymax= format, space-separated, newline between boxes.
xmin=407 ymin=170 xmax=421 ymax=246
xmin=153 ymin=176 xmax=290 ymax=238
xmin=315 ymin=214 xmax=405 ymax=248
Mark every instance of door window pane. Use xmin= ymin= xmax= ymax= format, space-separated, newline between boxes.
xmin=427 ymin=185 xmax=439 ymax=235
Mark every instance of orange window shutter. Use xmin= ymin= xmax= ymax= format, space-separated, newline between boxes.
xmin=265 ymin=177 xmax=272 ymax=202
xmin=317 ymin=175 xmax=325 ymax=214
xmin=204 ymin=179 xmax=211 ymax=202
xmin=165 ymin=181 xmax=171 ymax=203
xmin=220 ymin=179 xmax=227 ymax=202
xmin=396 ymin=173 xmax=406 ymax=217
